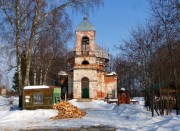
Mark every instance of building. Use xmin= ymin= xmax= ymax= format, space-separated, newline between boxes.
xmin=67 ymin=17 xmax=117 ymax=99
xmin=0 ymin=87 xmax=6 ymax=96
xmin=23 ymin=85 xmax=61 ymax=110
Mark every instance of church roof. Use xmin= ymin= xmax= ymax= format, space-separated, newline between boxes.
xmin=76 ymin=17 xmax=95 ymax=31
xmin=94 ymin=43 xmax=109 ymax=60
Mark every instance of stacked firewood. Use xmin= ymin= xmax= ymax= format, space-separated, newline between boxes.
xmin=50 ymin=101 xmax=86 ymax=119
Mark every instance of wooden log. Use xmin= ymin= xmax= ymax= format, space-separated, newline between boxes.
xmin=50 ymin=100 xmax=86 ymax=119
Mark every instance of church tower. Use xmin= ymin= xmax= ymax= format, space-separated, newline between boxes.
xmin=68 ymin=17 xmax=117 ymax=99
xmin=75 ymin=17 xmax=96 ymax=56
xmin=73 ymin=17 xmax=97 ymax=98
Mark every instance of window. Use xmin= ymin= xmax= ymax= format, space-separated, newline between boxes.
xmin=25 ymin=95 xmax=31 ymax=106
xmin=33 ymin=93 xmax=43 ymax=104
xmin=82 ymin=37 xmax=89 ymax=55
xmin=82 ymin=60 xmax=89 ymax=65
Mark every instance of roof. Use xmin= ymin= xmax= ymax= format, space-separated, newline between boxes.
xmin=24 ymin=85 xmax=49 ymax=90
xmin=23 ymin=86 xmax=61 ymax=90
xmin=94 ymin=43 xmax=109 ymax=59
xmin=76 ymin=17 xmax=95 ymax=31
xmin=58 ymin=71 xmax=68 ymax=76
xmin=106 ymin=72 xmax=117 ymax=76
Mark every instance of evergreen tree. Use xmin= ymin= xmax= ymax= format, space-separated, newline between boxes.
xmin=12 ymin=70 xmax=18 ymax=92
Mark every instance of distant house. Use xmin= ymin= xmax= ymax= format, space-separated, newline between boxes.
xmin=67 ymin=17 xmax=117 ymax=99
xmin=0 ymin=87 xmax=7 ymax=96
xmin=23 ymin=85 xmax=61 ymax=110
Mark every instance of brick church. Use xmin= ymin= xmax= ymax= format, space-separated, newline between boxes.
xmin=67 ymin=17 xmax=117 ymax=99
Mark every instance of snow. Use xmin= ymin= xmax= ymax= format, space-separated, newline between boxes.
xmin=0 ymin=96 xmax=180 ymax=131
xmin=24 ymin=85 xmax=49 ymax=89
xmin=58 ymin=71 xmax=68 ymax=76
xmin=107 ymin=72 xmax=117 ymax=76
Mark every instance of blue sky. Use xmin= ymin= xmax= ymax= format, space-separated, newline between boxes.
xmin=69 ymin=0 xmax=150 ymax=56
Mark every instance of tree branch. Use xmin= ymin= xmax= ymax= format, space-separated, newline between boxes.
xmin=40 ymin=0 xmax=77 ymax=22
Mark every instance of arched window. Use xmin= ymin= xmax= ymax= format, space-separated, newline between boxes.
xmin=82 ymin=60 xmax=89 ymax=65
xmin=82 ymin=36 xmax=89 ymax=55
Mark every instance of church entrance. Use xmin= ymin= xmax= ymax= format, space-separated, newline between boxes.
xmin=81 ymin=77 xmax=89 ymax=98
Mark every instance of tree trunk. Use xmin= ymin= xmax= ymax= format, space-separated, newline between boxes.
xmin=43 ymin=54 xmax=55 ymax=85
xmin=15 ymin=0 xmax=23 ymax=108
xmin=24 ymin=0 xmax=39 ymax=86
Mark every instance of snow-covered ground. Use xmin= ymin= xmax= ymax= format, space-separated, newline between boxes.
xmin=0 ymin=96 xmax=180 ymax=131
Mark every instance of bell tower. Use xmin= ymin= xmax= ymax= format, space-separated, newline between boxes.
xmin=69 ymin=17 xmax=116 ymax=100
xmin=75 ymin=17 xmax=96 ymax=57
xmin=73 ymin=17 xmax=97 ymax=99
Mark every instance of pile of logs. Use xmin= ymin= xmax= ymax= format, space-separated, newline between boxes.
xmin=50 ymin=101 xmax=86 ymax=119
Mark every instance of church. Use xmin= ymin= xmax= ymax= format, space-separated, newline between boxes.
xmin=67 ymin=17 xmax=117 ymax=99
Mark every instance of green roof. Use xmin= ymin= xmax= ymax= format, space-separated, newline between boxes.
xmin=76 ymin=17 xmax=95 ymax=31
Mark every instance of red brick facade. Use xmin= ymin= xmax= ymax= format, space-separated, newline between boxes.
xmin=67 ymin=18 xmax=117 ymax=99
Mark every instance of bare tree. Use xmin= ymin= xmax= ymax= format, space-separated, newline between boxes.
xmin=114 ymin=0 xmax=179 ymax=116
xmin=0 ymin=0 xmax=103 ymax=107
xmin=149 ymin=0 xmax=180 ymax=115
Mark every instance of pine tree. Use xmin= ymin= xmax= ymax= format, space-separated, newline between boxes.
xmin=12 ymin=70 xmax=18 ymax=92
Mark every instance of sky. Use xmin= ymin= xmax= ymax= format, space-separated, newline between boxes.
xmin=0 ymin=96 xmax=180 ymax=130
xmin=0 ymin=0 xmax=150 ymax=89
xmin=69 ymin=0 xmax=150 ymax=56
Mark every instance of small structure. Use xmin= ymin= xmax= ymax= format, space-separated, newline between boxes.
xmin=23 ymin=85 xmax=61 ymax=110
xmin=159 ymin=88 xmax=179 ymax=111
xmin=143 ymin=82 xmax=180 ymax=114
xmin=0 ymin=87 xmax=7 ymax=96
xmin=117 ymin=88 xmax=130 ymax=105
